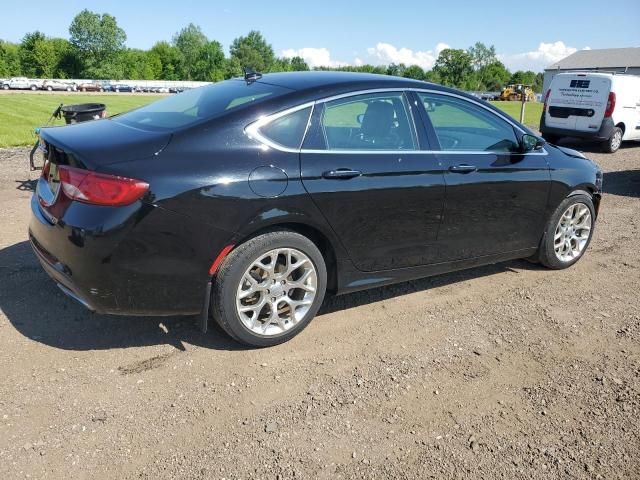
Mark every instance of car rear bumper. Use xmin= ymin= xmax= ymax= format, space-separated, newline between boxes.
xmin=540 ymin=116 xmax=615 ymax=141
xmin=29 ymin=195 xmax=230 ymax=316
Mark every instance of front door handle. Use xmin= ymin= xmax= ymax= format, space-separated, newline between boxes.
xmin=449 ymin=164 xmax=477 ymax=174
xmin=322 ymin=168 xmax=362 ymax=179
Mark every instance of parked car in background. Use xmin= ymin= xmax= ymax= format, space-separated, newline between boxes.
xmin=30 ymin=72 xmax=602 ymax=347
xmin=2 ymin=77 xmax=41 ymax=90
xmin=540 ymin=72 xmax=640 ymax=153
xmin=77 ymin=82 xmax=104 ymax=92
xmin=112 ymin=84 xmax=134 ymax=93
xmin=42 ymin=80 xmax=76 ymax=92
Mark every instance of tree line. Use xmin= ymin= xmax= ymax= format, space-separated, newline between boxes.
xmin=0 ymin=9 xmax=544 ymax=92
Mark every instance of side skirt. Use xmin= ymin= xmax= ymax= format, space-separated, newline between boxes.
xmin=336 ymin=248 xmax=538 ymax=295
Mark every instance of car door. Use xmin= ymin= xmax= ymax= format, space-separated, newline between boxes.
xmin=300 ymin=90 xmax=446 ymax=272
xmin=415 ymin=91 xmax=551 ymax=261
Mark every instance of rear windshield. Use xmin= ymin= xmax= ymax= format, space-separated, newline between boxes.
xmin=113 ymin=80 xmax=290 ymax=131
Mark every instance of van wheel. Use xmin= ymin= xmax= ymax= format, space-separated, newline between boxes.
xmin=603 ymin=127 xmax=622 ymax=153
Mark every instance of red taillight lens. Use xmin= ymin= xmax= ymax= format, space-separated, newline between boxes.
xmin=58 ymin=165 xmax=149 ymax=206
xmin=604 ymin=92 xmax=616 ymax=118
xmin=543 ymin=89 xmax=551 ymax=113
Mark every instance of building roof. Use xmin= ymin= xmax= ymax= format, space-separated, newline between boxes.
xmin=546 ymin=47 xmax=640 ymax=70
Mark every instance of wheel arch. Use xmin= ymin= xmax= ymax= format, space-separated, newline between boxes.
xmin=229 ymin=220 xmax=340 ymax=294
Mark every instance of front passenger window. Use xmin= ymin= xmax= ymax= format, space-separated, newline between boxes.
xmin=418 ymin=93 xmax=519 ymax=152
xmin=321 ymin=92 xmax=416 ymax=150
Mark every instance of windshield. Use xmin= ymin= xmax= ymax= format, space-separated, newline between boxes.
xmin=113 ymin=80 xmax=291 ymax=131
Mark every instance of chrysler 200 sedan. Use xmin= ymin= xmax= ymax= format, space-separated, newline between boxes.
xmin=30 ymin=72 xmax=602 ymax=347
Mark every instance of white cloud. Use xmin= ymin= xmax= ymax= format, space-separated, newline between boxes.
xmin=365 ymin=42 xmax=445 ymax=70
xmin=501 ymin=41 xmax=587 ymax=71
xmin=281 ymin=42 xmax=452 ymax=70
xmin=281 ymin=47 xmax=347 ymax=68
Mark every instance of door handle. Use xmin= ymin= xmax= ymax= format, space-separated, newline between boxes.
xmin=449 ymin=164 xmax=477 ymax=174
xmin=322 ymin=169 xmax=362 ymax=179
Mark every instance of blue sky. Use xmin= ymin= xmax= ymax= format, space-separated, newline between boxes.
xmin=2 ymin=0 xmax=639 ymax=71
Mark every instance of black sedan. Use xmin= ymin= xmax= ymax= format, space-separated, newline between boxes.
xmin=30 ymin=72 xmax=602 ymax=347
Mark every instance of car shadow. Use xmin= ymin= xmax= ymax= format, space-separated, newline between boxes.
xmin=1 ymin=240 xmax=538 ymax=352
xmin=603 ymin=169 xmax=640 ymax=198
xmin=551 ymin=137 xmax=638 ymax=154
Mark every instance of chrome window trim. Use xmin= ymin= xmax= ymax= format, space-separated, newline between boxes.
xmin=245 ymin=101 xmax=315 ymax=153
xmin=244 ymin=88 xmax=548 ymax=156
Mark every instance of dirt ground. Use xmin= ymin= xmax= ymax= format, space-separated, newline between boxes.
xmin=0 ymin=140 xmax=639 ymax=480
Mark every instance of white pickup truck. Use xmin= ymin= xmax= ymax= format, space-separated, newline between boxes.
xmin=1 ymin=77 xmax=42 ymax=91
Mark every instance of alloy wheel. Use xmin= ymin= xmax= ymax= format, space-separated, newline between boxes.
xmin=553 ymin=203 xmax=592 ymax=262
xmin=236 ymin=248 xmax=317 ymax=336
xmin=611 ymin=130 xmax=622 ymax=151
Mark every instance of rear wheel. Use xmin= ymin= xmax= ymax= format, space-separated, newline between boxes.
xmin=537 ymin=194 xmax=595 ymax=269
xmin=211 ymin=231 xmax=327 ymax=347
xmin=602 ymin=127 xmax=622 ymax=153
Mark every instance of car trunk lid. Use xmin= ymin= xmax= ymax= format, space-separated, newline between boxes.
xmin=38 ymin=118 xmax=172 ymax=170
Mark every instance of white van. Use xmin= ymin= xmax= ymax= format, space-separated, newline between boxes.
xmin=540 ymin=72 xmax=640 ymax=153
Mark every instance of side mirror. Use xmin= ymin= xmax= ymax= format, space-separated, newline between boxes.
xmin=521 ymin=134 xmax=545 ymax=152
xmin=356 ymin=113 xmax=364 ymax=125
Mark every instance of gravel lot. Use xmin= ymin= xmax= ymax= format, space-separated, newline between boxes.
xmin=0 ymin=141 xmax=639 ymax=479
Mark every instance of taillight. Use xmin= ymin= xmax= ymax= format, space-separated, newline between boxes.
xmin=58 ymin=165 xmax=149 ymax=206
xmin=543 ymin=89 xmax=551 ymax=113
xmin=604 ymin=92 xmax=616 ymax=118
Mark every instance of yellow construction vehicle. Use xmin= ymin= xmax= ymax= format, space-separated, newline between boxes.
xmin=495 ymin=84 xmax=536 ymax=102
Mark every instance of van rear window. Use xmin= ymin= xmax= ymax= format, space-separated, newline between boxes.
xmin=114 ymin=80 xmax=290 ymax=131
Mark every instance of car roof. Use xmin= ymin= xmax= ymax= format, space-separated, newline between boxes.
xmin=254 ymin=71 xmax=436 ymax=93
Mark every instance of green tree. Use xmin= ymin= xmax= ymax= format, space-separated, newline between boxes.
xmin=289 ymin=56 xmax=309 ymax=71
xmin=467 ymin=42 xmax=497 ymax=89
xmin=509 ymin=70 xmax=538 ymax=87
xmin=150 ymin=41 xmax=183 ymax=80
xmin=230 ymin=31 xmax=274 ymax=73
xmin=193 ymin=41 xmax=226 ymax=81
xmin=50 ymin=38 xmax=80 ymax=78
xmin=173 ymin=23 xmax=208 ymax=80
xmin=433 ymin=48 xmax=473 ymax=88
xmin=69 ymin=9 xmax=126 ymax=77
xmin=0 ymin=40 xmax=22 ymax=77
xmin=478 ymin=61 xmax=511 ymax=91
xmin=386 ymin=63 xmax=406 ymax=77
xmin=403 ymin=64 xmax=425 ymax=80
xmin=19 ymin=32 xmax=56 ymax=77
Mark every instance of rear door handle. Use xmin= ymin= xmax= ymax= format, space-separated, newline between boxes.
xmin=449 ymin=164 xmax=477 ymax=174
xmin=322 ymin=169 xmax=362 ymax=179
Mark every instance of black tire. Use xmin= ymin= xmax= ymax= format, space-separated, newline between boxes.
xmin=543 ymin=134 xmax=560 ymax=144
xmin=30 ymin=85 xmax=37 ymax=91
xmin=602 ymin=127 xmax=622 ymax=153
xmin=536 ymin=194 xmax=595 ymax=269
xmin=2 ymin=84 xmax=8 ymax=90
xmin=211 ymin=230 xmax=327 ymax=347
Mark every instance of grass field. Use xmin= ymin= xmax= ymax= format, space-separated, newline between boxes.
xmin=0 ymin=94 xmax=166 ymax=147
xmin=490 ymin=101 xmax=542 ymax=129
xmin=0 ymin=93 xmax=543 ymax=148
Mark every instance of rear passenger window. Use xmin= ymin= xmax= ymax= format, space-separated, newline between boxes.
xmin=321 ymin=92 xmax=416 ymax=150
xmin=418 ymin=93 xmax=519 ymax=152
xmin=258 ymin=106 xmax=312 ymax=149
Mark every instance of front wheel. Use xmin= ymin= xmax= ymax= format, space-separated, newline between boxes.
xmin=536 ymin=194 xmax=595 ymax=269
xmin=211 ymin=231 xmax=327 ymax=347
xmin=602 ymin=127 xmax=622 ymax=153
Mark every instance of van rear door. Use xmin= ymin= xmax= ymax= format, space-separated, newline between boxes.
xmin=546 ymin=75 xmax=611 ymax=133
